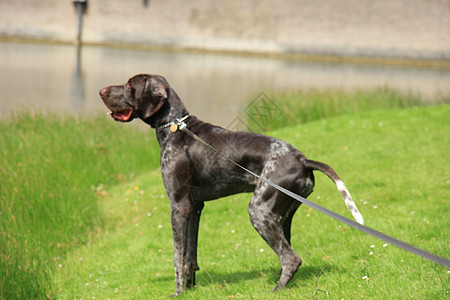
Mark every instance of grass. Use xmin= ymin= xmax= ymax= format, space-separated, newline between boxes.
xmin=0 ymin=112 xmax=159 ymax=299
xmin=244 ymin=87 xmax=447 ymax=132
xmin=53 ymin=105 xmax=448 ymax=299
xmin=1 ymin=92 xmax=449 ymax=299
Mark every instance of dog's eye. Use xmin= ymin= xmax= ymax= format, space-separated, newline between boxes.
xmin=126 ymin=83 xmax=135 ymax=97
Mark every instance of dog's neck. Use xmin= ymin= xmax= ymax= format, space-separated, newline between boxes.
xmin=144 ymin=89 xmax=189 ymax=145
xmin=144 ymin=89 xmax=188 ymax=127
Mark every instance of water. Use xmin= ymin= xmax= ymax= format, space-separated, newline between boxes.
xmin=1 ymin=42 xmax=449 ymax=127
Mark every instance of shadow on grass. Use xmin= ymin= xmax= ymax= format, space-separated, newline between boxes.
xmin=150 ymin=264 xmax=332 ymax=289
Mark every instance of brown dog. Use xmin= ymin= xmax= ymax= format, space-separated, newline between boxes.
xmin=99 ymin=74 xmax=363 ymax=296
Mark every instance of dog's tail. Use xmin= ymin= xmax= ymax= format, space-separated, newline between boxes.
xmin=305 ymin=159 xmax=364 ymax=225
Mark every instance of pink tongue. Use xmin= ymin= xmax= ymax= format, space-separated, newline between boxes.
xmin=112 ymin=108 xmax=132 ymax=121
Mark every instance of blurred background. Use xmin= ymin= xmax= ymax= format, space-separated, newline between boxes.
xmin=1 ymin=0 xmax=449 ymax=127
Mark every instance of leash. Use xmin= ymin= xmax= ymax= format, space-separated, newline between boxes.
xmin=170 ymin=117 xmax=450 ymax=268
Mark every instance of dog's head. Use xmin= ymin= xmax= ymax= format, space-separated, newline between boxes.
xmin=99 ymin=74 xmax=169 ymax=122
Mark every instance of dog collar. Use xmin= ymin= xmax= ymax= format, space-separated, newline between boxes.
xmin=157 ymin=114 xmax=189 ymax=132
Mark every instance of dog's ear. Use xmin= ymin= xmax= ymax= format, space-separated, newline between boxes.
xmin=139 ymin=76 xmax=168 ymax=120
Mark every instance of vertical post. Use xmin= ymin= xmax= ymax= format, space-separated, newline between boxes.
xmin=71 ymin=0 xmax=87 ymax=110
xmin=72 ymin=0 xmax=88 ymax=45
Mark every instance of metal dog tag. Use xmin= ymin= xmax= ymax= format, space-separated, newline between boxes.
xmin=170 ymin=123 xmax=178 ymax=132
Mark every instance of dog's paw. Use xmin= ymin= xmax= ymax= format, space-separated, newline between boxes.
xmin=169 ymin=291 xmax=181 ymax=297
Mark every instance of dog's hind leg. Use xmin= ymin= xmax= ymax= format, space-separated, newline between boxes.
xmin=282 ymin=178 xmax=314 ymax=245
xmin=248 ymin=183 xmax=303 ymax=291
xmin=281 ymin=201 xmax=301 ymax=246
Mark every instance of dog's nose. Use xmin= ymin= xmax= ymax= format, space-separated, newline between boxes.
xmin=99 ymin=87 xmax=109 ymax=98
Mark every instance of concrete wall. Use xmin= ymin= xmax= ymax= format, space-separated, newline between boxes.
xmin=1 ymin=0 xmax=449 ymax=61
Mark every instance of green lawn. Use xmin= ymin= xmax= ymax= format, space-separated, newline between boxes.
xmin=245 ymin=87 xmax=430 ymax=132
xmin=1 ymin=103 xmax=449 ymax=299
xmin=0 ymin=113 xmax=159 ymax=299
xmin=56 ymin=105 xmax=448 ymax=299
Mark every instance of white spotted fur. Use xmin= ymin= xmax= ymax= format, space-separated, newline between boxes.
xmin=336 ymin=180 xmax=364 ymax=224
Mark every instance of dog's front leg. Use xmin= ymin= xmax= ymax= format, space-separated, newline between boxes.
xmin=170 ymin=200 xmax=192 ymax=297
xmin=185 ymin=201 xmax=204 ymax=289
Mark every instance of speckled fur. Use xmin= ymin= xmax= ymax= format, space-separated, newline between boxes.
xmin=99 ymin=74 xmax=363 ymax=296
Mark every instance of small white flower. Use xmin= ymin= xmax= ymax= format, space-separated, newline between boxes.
xmin=362 ymin=275 xmax=369 ymax=280
xmin=383 ymin=244 xmax=388 ymax=247
xmin=158 ymin=225 xmax=163 ymax=229
xmin=369 ymin=252 xmax=373 ymax=255
xmin=260 ymin=249 xmax=264 ymax=252
xmin=370 ymin=245 xmax=375 ymax=248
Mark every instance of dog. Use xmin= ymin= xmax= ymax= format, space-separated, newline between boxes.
xmin=99 ymin=74 xmax=364 ymax=296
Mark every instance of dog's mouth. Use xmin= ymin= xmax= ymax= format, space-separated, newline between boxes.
xmin=108 ymin=107 xmax=134 ymax=122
